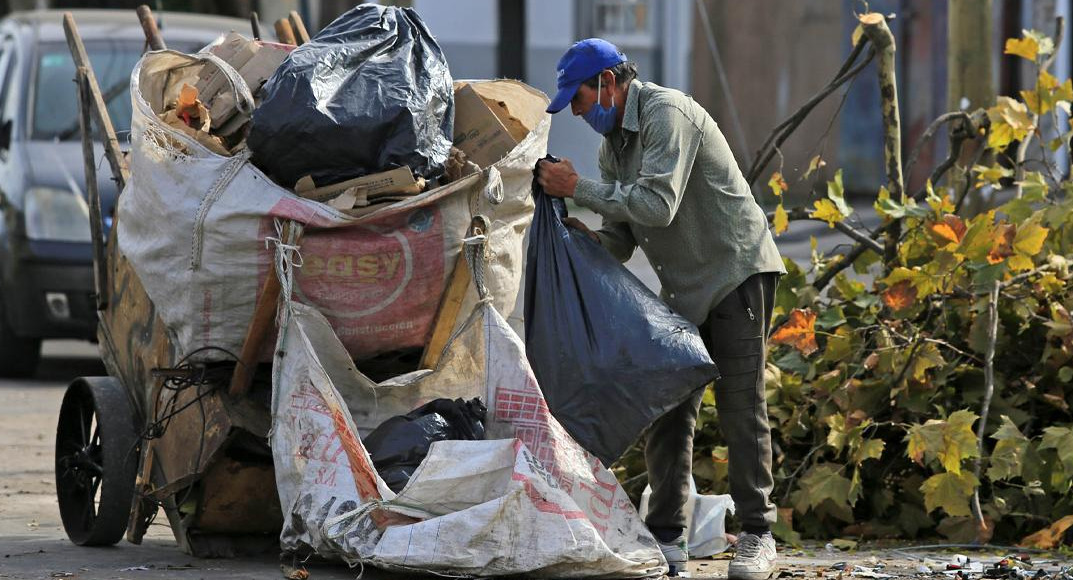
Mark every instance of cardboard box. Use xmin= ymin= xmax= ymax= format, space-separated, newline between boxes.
xmin=453 ymin=83 xmax=519 ymax=169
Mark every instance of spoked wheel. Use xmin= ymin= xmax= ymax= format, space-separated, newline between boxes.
xmin=55 ymin=377 xmax=138 ymax=546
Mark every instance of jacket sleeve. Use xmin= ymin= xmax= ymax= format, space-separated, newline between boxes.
xmin=590 ymin=140 xmax=637 ymax=262
xmin=574 ymin=102 xmax=703 ymax=227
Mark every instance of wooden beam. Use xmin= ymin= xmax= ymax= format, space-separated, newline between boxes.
xmin=76 ymin=68 xmax=109 ymax=312
xmin=420 ymin=216 xmax=488 ymax=369
xmin=229 ymin=223 xmax=301 ymax=397
xmin=63 ymin=12 xmax=130 ymax=190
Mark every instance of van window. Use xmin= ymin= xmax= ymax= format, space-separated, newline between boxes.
xmin=31 ymin=40 xmax=143 ymax=140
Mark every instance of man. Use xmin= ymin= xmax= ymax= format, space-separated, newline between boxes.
xmin=535 ymin=39 xmax=785 ymax=579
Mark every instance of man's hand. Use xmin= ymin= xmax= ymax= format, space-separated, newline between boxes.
xmin=537 ymin=158 xmax=580 ymax=198
xmin=562 ymin=217 xmax=600 ymax=244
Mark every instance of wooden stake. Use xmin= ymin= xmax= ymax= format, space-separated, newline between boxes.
xmin=288 ymin=10 xmax=310 ymax=45
xmin=274 ymin=18 xmax=297 ymax=45
xmin=136 ymin=5 xmax=167 ymax=51
xmin=250 ymin=11 xmax=262 ymax=41
xmin=75 ymin=68 xmax=109 ymax=311
xmin=63 ymin=12 xmax=130 ymax=189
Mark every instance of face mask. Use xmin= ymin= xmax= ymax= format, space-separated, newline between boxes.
xmin=583 ymin=74 xmax=617 ymax=135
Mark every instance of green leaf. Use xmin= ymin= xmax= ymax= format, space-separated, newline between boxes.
xmin=816 ymin=305 xmax=847 ymax=330
xmin=1039 ymin=426 xmax=1073 ymax=473
xmin=920 ymin=471 xmax=980 ymax=517
xmin=1017 ymin=171 xmax=1049 ymax=200
xmin=906 ymin=410 xmax=979 ymax=474
xmin=827 ymin=170 xmax=852 ymax=217
xmin=855 ymin=438 xmax=886 ymax=464
xmin=988 ymin=415 xmax=1029 ymax=481
xmin=908 ymin=342 xmax=946 ymax=382
xmin=792 ymin=464 xmax=855 ymax=513
xmin=824 ymin=325 xmax=855 ymax=363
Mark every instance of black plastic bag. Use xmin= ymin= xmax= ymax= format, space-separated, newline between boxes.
xmin=248 ymin=4 xmax=453 ymax=188
xmin=524 ymin=171 xmax=718 ymax=465
xmin=362 ymin=397 xmax=486 ymax=492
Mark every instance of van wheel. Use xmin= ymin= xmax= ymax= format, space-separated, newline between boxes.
xmin=0 ymin=298 xmax=41 ymax=378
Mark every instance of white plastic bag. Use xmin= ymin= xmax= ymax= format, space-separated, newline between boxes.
xmin=639 ymin=477 xmax=736 ymax=558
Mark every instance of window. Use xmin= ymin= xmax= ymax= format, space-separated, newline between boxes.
xmin=581 ymin=0 xmax=659 ymax=48
xmin=31 ymin=40 xmax=145 ymax=140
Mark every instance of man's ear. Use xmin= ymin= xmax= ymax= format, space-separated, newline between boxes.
xmin=602 ymin=69 xmax=616 ymax=88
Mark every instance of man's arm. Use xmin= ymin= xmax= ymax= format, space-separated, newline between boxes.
xmin=592 ymin=141 xmax=638 ymax=262
xmin=574 ymin=102 xmax=703 ymax=227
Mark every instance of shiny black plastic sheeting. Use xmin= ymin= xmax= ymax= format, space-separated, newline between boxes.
xmin=524 ymin=165 xmax=718 ymax=466
xmin=248 ymin=4 xmax=453 ymax=188
xmin=362 ymin=397 xmax=486 ymax=493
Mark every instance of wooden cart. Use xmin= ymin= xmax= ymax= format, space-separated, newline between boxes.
xmin=51 ymin=8 xmax=474 ymax=557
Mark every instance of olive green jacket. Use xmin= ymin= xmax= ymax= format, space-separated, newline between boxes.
xmin=573 ymin=79 xmax=785 ymax=324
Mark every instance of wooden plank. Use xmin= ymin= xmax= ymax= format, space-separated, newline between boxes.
xmin=288 ymin=10 xmax=311 ymax=45
xmin=228 ymin=222 xmax=301 ymax=397
xmin=63 ymin=12 xmax=130 ymax=189
xmin=420 ymin=216 xmax=488 ymax=369
xmin=75 ymin=68 xmax=108 ymax=311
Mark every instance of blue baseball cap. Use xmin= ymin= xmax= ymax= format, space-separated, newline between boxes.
xmin=546 ymin=38 xmax=627 ymax=114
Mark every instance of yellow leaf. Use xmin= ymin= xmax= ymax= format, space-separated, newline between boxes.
xmin=1038 ymin=70 xmax=1060 ymax=91
xmin=939 ymin=410 xmax=980 ymax=475
xmin=973 ymin=164 xmax=1013 ymax=188
xmin=1014 ymin=221 xmax=1049 ymax=256
xmin=774 ymin=203 xmax=789 ymax=236
xmin=811 ymin=198 xmax=844 ymax=227
xmin=805 ymin=155 xmax=826 ymax=179
xmin=1008 ymin=254 xmax=1034 ymax=271
xmin=1005 ymin=36 xmax=1039 ymax=61
xmin=770 ymin=309 xmax=818 ymax=356
xmin=882 ymin=266 xmax=937 ymax=296
xmin=1054 ymin=78 xmax=1073 ymax=103
xmin=768 ymin=171 xmax=789 ymax=197
xmin=988 ymin=121 xmax=1017 ymax=151
xmin=987 ymin=97 xmax=1034 ymax=152
xmin=921 ymin=471 xmax=980 ymax=517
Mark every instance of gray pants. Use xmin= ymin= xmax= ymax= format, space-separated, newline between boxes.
xmin=644 ymin=272 xmax=778 ymax=541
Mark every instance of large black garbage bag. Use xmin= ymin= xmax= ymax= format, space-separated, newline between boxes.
xmin=248 ymin=4 xmax=453 ymax=188
xmin=362 ymin=397 xmax=486 ymax=492
xmin=524 ymin=175 xmax=718 ymax=465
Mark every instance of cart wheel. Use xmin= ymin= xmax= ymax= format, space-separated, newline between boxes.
xmin=55 ymin=377 xmax=138 ymax=546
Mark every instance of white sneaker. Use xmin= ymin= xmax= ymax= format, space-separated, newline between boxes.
xmin=657 ymin=535 xmax=689 ymax=577
xmin=728 ymin=531 xmax=777 ymax=580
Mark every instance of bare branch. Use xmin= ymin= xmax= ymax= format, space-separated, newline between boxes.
xmin=766 ymin=207 xmax=884 ymax=254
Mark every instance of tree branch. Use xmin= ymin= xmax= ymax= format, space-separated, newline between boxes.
xmin=766 ymin=207 xmax=884 ymax=254
xmin=904 ymin=111 xmax=973 ymax=181
xmin=746 ymin=44 xmax=876 ymax=185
